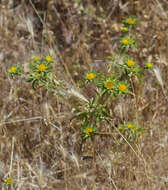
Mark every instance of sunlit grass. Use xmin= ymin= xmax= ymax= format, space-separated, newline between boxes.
xmin=1 ymin=1 xmax=168 ymax=189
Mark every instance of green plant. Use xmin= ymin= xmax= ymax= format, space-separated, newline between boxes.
xmin=119 ymin=122 xmax=144 ymax=142
xmin=8 ymin=64 xmax=23 ymax=77
xmin=123 ymin=16 xmax=137 ymax=28
xmin=7 ymin=16 xmax=146 ymax=144
xmin=119 ymin=16 xmax=137 ymax=54
xmin=120 ymin=35 xmax=137 ymax=52
xmin=26 ymin=56 xmax=59 ymax=90
xmin=71 ymin=67 xmax=132 ymax=139
xmin=144 ymin=62 xmax=153 ymax=69
xmin=72 ymin=96 xmax=112 ymax=139
xmin=82 ymin=125 xmax=97 ymax=139
xmin=3 ymin=177 xmax=16 ymax=190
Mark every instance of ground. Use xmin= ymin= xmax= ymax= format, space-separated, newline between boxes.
xmin=0 ymin=0 xmax=168 ymax=189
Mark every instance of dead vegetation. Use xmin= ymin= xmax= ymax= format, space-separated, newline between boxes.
xmin=0 ymin=0 xmax=168 ymax=189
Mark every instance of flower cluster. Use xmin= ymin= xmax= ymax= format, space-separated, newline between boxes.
xmin=8 ymin=64 xmax=23 ymax=77
xmin=119 ymin=16 xmax=137 ymax=52
xmin=77 ymin=16 xmax=142 ymax=140
xmin=30 ymin=55 xmax=53 ymax=72
xmin=120 ymin=56 xmax=141 ymax=77
xmin=120 ymin=35 xmax=137 ymax=52
xmin=85 ymin=71 xmax=129 ymax=96
xmin=7 ymin=16 xmax=148 ymax=145
xmin=26 ymin=55 xmax=55 ymax=90
xmin=76 ymin=67 xmax=131 ymax=139
xmin=119 ymin=122 xmax=143 ymax=141
xmin=104 ymin=78 xmax=129 ymax=95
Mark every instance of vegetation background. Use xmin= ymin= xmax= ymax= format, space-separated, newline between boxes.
xmin=0 ymin=0 xmax=168 ymax=189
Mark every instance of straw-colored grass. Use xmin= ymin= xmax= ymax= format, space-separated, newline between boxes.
xmin=0 ymin=0 xmax=168 ymax=189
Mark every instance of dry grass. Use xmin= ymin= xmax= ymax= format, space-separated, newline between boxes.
xmin=0 ymin=0 xmax=168 ymax=189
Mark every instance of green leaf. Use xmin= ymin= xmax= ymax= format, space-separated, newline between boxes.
xmin=26 ymin=77 xmax=34 ymax=83
xmin=32 ymin=79 xmax=38 ymax=90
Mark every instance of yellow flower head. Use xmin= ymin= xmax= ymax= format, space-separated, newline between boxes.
xmin=133 ymin=125 xmax=137 ymax=131
xmin=109 ymin=73 xmax=114 ymax=78
xmin=126 ymin=59 xmax=135 ymax=67
xmin=118 ymin=83 xmax=127 ymax=92
xmin=83 ymin=125 xmax=96 ymax=139
xmin=105 ymin=80 xmax=114 ymax=89
xmin=85 ymin=127 xmax=94 ymax=135
xmin=127 ymin=123 xmax=133 ymax=129
xmin=131 ymin=67 xmax=137 ymax=72
xmin=38 ymin=64 xmax=46 ymax=71
xmin=127 ymin=18 xmax=135 ymax=25
xmin=122 ymin=39 xmax=129 ymax=45
xmin=34 ymin=56 xmax=39 ymax=61
xmin=5 ymin=177 xmax=13 ymax=185
xmin=9 ymin=66 xmax=16 ymax=73
xmin=86 ymin=72 xmax=95 ymax=80
xmin=146 ymin=62 xmax=153 ymax=69
xmin=46 ymin=56 xmax=52 ymax=61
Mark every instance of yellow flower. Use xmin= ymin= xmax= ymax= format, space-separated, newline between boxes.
xmin=118 ymin=83 xmax=127 ymax=92
xmin=147 ymin=62 xmax=153 ymax=69
xmin=86 ymin=72 xmax=95 ymax=80
xmin=133 ymin=126 xmax=137 ymax=131
xmin=5 ymin=177 xmax=13 ymax=185
xmin=38 ymin=64 xmax=46 ymax=71
xmin=127 ymin=19 xmax=135 ymax=25
xmin=127 ymin=123 xmax=133 ymax=129
xmin=85 ymin=128 xmax=94 ymax=135
xmin=131 ymin=67 xmax=137 ymax=72
xmin=83 ymin=125 xmax=96 ymax=139
xmin=9 ymin=66 xmax=16 ymax=73
xmin=109 ymin=73 xmax=114 ymax=78
xmin=105 ymin=81 xmax=114 ymax=89
xmin=34 ymin=56 xmax=39 ymax=61
xmin=126 ymin=59 xmax=135 ymax=67
xmin=122 ymin=39 xmax=129 ymax=45
xmin=46 ymin=56 xmax=52 ymax=61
